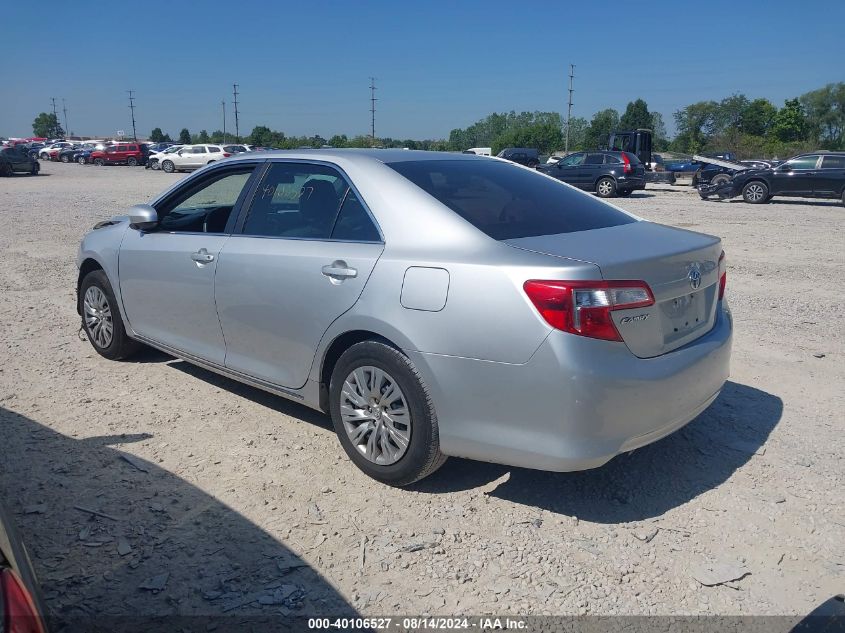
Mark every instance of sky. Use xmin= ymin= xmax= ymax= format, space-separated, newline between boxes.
xmin=1 ymin=0 xmax=843 ymax=141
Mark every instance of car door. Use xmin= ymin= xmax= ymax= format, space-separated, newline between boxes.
xmin=215 ymin=160 xmax=384 ymax=389
xmin=553 ymin=152 xmax=586 ymax=188
xmin=768 ymin=155 xmax=820 ymax=196
xmin=118 ymin=163 xmax=261 ymax=363
xmin=582 ymin=153 xmax=606 ymax=188
xmin=815 ymin=155 xmax=845 ymax=196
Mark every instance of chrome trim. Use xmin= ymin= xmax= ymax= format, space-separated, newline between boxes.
xmin=132 ymin=334 xmax=312 ymax=405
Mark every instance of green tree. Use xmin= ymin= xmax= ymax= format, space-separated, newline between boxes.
xmin=32 ymin=112 xmax=64 ymax=138
xmin=800 ymin=83 xmax=845 ymax=149
xmin=328 ymin=134 xmax=349 ymax=147
xmin=150 ymin=127 xmax=167 ymax=142
xmin=619 ymin=99 xmax=652 ymax=130
xmin=673 ymin=101 xmax=719 ymax=153
xmin=650 ymin=112 xmax=669 ymax=149
xmin=178 ymin=128 xmax=191 ymax=144
xmin=209 ymin=130 xmax=225 ymax=143
xmin=740 ymin=98 xmax=777 ymax=137
xmin=197 ymin=130 xmax=210 ymax=143
xmin=492 ymin=121 xmax=563 ymax=155
xmin=771 ymin=98 xmax=807 ymax=142
xmin=584 ymin=109 xmax=619 ymax=149
xmin=563 ymin=116 xmax=588 ymax=151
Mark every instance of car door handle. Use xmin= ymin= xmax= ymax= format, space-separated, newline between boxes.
xmin=190 ymin=248 xmax=215 ymax=263
xmin=321 ymin=261 xmax=357 ymax=280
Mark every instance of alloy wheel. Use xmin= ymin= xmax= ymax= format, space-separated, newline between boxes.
xmin=83 ymin=286 xmax=113 ymax=348
xmin=598 ymin=180 xmax=613 ymax=196
xmin=340 ymin=366 xmax=411 ymax=465
xmin=746 ymin=183 xmax=765 ymax=202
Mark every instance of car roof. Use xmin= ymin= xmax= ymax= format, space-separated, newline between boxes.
xmin=225 ymin=148 xmax=486 ymax=165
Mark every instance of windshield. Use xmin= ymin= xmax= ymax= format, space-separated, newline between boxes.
xmin=387 ymin=159 xmax=636 ymax=240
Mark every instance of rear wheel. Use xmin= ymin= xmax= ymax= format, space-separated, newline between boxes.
xmin=30 ymin=162 xmax=39 ymax=176
xmin=207 ymin=160 xmax=216 ymax=165
xmin=39 ymin=152 xmax=49 ymax=160
xmin=1 ymin=162 xmax=12 ymax=177
xmin=61 ymin=154 xmax=70 ymax=163
xmin=742 ymin=181 xmax=768 ymax=204
xmin=78 ymin=156 xmax=87 ymax=165
xmin=329 ymin=341 xmax=446 ymax=486
xmin=127 ymin=156 xmax=138 ymax=166
xmin=161 ymin=160 xmax=175 ymax=173
xmin=79 ymin=270 xmax=141 ymax=360
xmin=596 ymin=177 xmax=617 ymax=198
xmin=94 ymin=158 xmax=105 ymax=166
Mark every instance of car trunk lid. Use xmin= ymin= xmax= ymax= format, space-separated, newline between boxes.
xmin=506 ymin=221 xmax=722 ymax=358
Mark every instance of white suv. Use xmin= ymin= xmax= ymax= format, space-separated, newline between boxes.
xmin=158 ymin=144 xmax=231 ymax=173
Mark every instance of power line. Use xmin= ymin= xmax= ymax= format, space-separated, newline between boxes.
xmin=51 ymin=97 xmax=60 ymax=137
xmin=565 ymin=64 xmax=575 ymax=153
xmin=369 ymin=77 xmax=377 ymax=146
xmin=222 ymin=100 xmax=227 ymax=145
xmin=127 ymin=90 xmax=137 ymax=141
xmin=232 ymin=84 xmax=240 ymax=143
xmin=62 ymin=98 xmax=69 ymax=137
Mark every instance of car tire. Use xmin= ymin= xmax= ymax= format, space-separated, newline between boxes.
xmin=61 ymin=154 xmax=70 ymax=163
xmin=742 ymin=181 xmax=769 ymax=204
xmin=596 ymin=177 xmax=617 ymax=198
xmin=841 ymin=189 xmax=845 ymax=207
xmin=94 ymin=158 xmax=105 ymax=166
xmin=77 ymin=156 xmax=87 ymax=165
xmin=1 ymin=162 xmax=12 ymax=177
xmin=207 ymin=160 xmax=216 ymax=165
xmin=161 ymin=160 xmax=175 ymax=173
xmin=329 ymin=340 xmax=447 ymax=486
xmin=127 ymin=157 xmax=138 ymax=166
xmin=151 ymin=161 xmax=160 ymax=170
xmin=30 ymin=162 xmax=39 ymax=176
xmin=79 ymin=270 xmax=141 ymax=361
xmin=711 ymin=174 xmax=731 ymax=186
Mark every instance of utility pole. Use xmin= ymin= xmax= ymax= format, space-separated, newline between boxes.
xmin=127 ymin=90 xmax=138 ymax=141
xmin=51 ymin=97 xmax=60 ymax=137
xmin=232 ymin=83 xmax=240 ymax=142
xmin=62 ymin=98 xmax=69 ymax=138
xmin=222 ymin=100 xmax=227 ymax=144
xmin=565 ymin=64 xmax=575 ymax=154
xmin=369 ymin=77 xmax=377 ymax=146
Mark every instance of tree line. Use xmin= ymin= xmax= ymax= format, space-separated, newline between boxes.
xmin=31 ymin=82 xmax=843 ymax=159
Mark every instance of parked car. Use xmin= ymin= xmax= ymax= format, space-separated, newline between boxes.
xmin=693 ymin=160 xmax=776 ymax=187
xmin=0 ymin=501 xmax=49 ymax=633
xmin=89 ymin=143 xmax=148 ymax=166
xmin=222 ymin=144 xmax=250 ymax=154
xmin=57 ymin=145 xmax=85 ymax=163
xmin=26 ymin=143 xmax=45 ymax=159
xmin=462 ymin=147 xmax=492 ymax=156
xmin=39 ymin=142 xmax=73 ymax=161
xmin=538 ymin=150 xmax=646 ymax=197
xmin=76 ymin=149 xmax=731 ymax=486
xmin=0 ymin=146 xmax=40 ymax=176
xmin=711 ymin=152 xmax=845 ymax=204
xmin=146 ymin=145 xmax=183 ymax=170
xmin=497 ymin=147 xmax=540 ymax=167
xmin=76 ymin=143 xmax=112 ymax=165
xmin=157 ymin=144 xmax=232 ymax=172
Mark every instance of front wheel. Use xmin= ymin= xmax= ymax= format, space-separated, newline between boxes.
xmin=79 ymin=270 xmax=141 ymax=360
xmin=596 ymin=177 xmax=617 ymax=198
xmin=1 ymin=162 xmax=12 ymax=177
xmin=94 ymin=158 xmax=105 ymax=166
xmin=742 ymin=181 xmax=769 ymax=204
xmin=61 ymin=154 xmax=70 ymax=163
xmin=329 ymin=341 xmax=446 ymax=486
xmin=161 ymin=160 xmax=175 ymax=173
xmin=39 ymin=152 xmax=49 ymax=160
xmin=78 ymin=156 xmax=87 ymax=164
xmin=127 ymin=157 xmax=138 ymax=166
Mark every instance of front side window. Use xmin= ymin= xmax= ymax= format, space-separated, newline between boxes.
xmin=387 ymin=159 xmax=636 ymax=240
xmin=559 ymin=153 xmax=585 ymax=167
xmin=241 ymin=162 xmax=351 ymax=239
xmin=155 ymin=167 xmax=256 ymax=233
xmin=785 ymin=156 xmax=819 ymax=170
xmin=128 ymin=145 xmax=137 ymax=151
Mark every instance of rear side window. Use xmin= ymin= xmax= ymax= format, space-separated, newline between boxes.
xmin=387 ymin=159 xmax=636 ymax=240
xmin=208 ymin=146 xmax=221 ymax=153
xmin=821 ymin=155 xmax=845 ymax=169
xmin=605 ymin=154 xmax=622 ymax=164
xmin=331 ymin=190 xmax=380 ymax=242
xmin=585 ymin=153 xmax=605 ymax=165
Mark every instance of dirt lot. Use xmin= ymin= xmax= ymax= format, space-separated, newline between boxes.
xmin=0 ymin=161 xmax=843 ymax=625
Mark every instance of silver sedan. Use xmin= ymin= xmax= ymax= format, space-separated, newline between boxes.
xmin=76 ymin=150 xmax=732 ymax=486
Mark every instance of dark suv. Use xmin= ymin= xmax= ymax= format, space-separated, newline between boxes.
xmin=0 ymin=146 xmax=40 ymax=176
xmin=538 ymin=150 xmax=646 ymax=197
xmin=723 ymin=153 xmax=845 ymax=204
xmin=497 ymin=147 xmax=540 ymax=167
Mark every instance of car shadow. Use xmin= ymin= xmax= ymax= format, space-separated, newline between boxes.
xmin=0 ymin=406 xmax=358 ymax=631
xmin=730 ymin=198 xmax=842 ymax=208
xmin=411 ymin=381 xmax=782 ymax=523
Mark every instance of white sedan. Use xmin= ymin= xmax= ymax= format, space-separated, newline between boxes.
xmin=146 ymin=145 xmax=183 ymax=170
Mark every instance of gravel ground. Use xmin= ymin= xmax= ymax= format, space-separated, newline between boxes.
xmin=0 ymin=162 xmax=843 ymax=624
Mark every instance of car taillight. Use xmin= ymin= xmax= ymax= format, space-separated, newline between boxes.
xmin=718 ymin=250 xmax=727 ymax=300
xmin=621 ymin=153 xmax=632 ymax=174
xmin=1 ymin=568 xmax=46 ymax=633
xmin=523 ymin=280 xmax=654 ymax=341
xmin=222 ymin=153 xmax=232 ymax=157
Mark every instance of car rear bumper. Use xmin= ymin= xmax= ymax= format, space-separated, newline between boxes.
xmin=408 ymin=303 xmax=733 ymax=472
xmin=617 ymin=175 xmax=646 ymax=190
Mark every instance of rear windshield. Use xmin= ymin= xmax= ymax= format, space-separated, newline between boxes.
xmin=387 ymin=159 xmax=636 ymax=240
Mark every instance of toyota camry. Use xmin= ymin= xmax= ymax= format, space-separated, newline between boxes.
xmin=76 ymin=150 xmax=732 ymax=486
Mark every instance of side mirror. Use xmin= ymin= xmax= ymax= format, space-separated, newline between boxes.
xmin=177 ymin=150 xmax=184 ymax=156
xmin=127 ymin=204 xmax=158 ymax=230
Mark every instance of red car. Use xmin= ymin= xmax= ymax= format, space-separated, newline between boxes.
xmin=89 ymin=143 xmax=148 ymax=166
